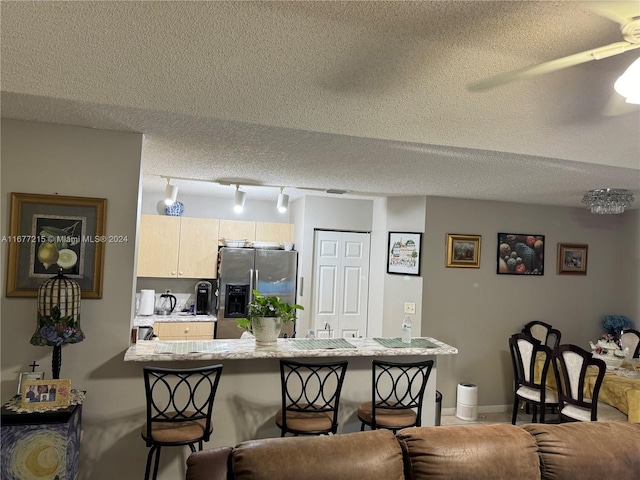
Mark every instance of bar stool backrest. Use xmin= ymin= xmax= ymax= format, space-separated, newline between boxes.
xmin=279 ymin=360 xmax=348 ymax=435
xmin=370 ymin=359 xmax=434 ymax=428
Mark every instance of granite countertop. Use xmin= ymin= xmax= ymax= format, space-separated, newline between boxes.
xmin=123 ymin=337 xmax=458 ymax=362
xmin=133 ymin=313 xmax=217 ymax=326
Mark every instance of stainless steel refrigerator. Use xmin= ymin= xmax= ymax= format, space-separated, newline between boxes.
xmin=216 ymin=247 xmax=298 ymax=339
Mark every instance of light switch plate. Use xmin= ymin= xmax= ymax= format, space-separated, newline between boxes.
xmin=404 ymin=302 xmax=416 ymax=314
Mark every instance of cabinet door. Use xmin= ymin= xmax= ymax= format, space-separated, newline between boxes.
xmin=178 ymin=217 xmax=219 ymax=278
xmin=219 ymin=220 xmax=256 ymax=242
xmin=255 ymin=222 xmax=294 ymax=243
xmin=137 ymin=215 xmax=180 ymax=277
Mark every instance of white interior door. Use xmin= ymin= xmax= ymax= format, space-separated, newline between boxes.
xmin=312 ymin=230 xmax=370 ymax=338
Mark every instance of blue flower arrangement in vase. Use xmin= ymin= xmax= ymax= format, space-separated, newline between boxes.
xmin=602 ymin=315 xmax=633 ymax=335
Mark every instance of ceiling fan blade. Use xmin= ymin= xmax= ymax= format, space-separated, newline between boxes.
xmin=468 ymin=41 xmax=640 ymax=92
xmin=581 ymin=1 xmax=640 ymax=26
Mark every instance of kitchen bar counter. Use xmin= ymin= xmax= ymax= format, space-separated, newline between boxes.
xmin=124 ymin=336 xmax=458 ymax=445
xmin=123 ymin=337 xmax=458 ymax=362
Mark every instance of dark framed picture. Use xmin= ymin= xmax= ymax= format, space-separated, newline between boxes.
xmin=557 ymin=243 xmax=588 ymax=275
xmin=387 ymin=232 xmax=422 ymax=276
xmin=6 ymin=192 xmax=107 ymax=298
xmin=497 ymin=233 xmax=545 ymax=275
xmin=446 ymin=234 xmax=481 ymax=268
xmin=20 ymin=378 xmax=71 ymax=409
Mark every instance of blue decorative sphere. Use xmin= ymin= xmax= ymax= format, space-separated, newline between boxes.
xmin=165 ymin=201 xmax=184 ymax=216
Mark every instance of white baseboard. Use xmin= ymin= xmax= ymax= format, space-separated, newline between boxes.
xmin=442 ymin=404 xmax=511 ymax=416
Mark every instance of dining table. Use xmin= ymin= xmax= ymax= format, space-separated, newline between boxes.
xmin=535 ymin=353 xmax=640 ymax=423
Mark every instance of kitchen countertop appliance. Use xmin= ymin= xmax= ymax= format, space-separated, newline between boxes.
xmin=195 ymin=280 xmax=213 ymax=315
xmin=155 ymin=293 xmax=177 ymax=315
xmin=138 ymin=289 xmax=155 ymax=316
xmin=217 ymin=247 xmax=298 ymax=339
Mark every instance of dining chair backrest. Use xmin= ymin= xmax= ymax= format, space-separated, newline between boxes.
xmin=509 ymin=333 xmax=552 ymax=391
xmin=369 ymin=359 xmax=434 ymax=429
xmin=552 ymin=344 xmax=606 ymax=422
xmin=522 ymin=321 xmax=561 ymax=349
xmin=279 ymin=359 xmax=348 ymax=435
xmin=621 ymin=329 xmax=640 ymax=358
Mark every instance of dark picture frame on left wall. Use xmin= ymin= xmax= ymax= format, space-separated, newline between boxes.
xmin=6 ymin=192 xmax=107 ymax=298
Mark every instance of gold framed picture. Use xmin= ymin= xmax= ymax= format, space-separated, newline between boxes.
xmin=557 ymin=243 xmax=588 ymax=275
xmin=446 ymin=234 xmax=481 ymax=268
xmin=20 ymin=378 xmax=71 ymax=409
xmin=6 ymin=192 xmax=107 ymax=298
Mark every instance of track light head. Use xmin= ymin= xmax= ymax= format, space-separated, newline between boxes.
xmin=164 ymin=178 xmax=178 ymax=206
xmin=234 ymin=184 xmax=246 ymax=213
xmin=277 ymin=187 xmax=289 ymax=213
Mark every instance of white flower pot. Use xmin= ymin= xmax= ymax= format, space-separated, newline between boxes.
xmin=252 ymin=316 xmax=282 ymax=345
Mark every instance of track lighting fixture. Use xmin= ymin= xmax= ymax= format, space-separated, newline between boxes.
xmin=277 ymin=187 xmax=289 ymax=213
xmin=164 ymin=178 xmax=178 ymax=206
xmin=233 ymin=184 xmax=246 ymax=213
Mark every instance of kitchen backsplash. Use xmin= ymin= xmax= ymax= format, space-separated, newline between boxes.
xmin=135 ymin=278 xmax=217 ymax=314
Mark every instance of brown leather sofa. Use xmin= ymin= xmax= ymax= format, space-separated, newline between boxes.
xmin=186 ymin=422 xmax=640 ymax=480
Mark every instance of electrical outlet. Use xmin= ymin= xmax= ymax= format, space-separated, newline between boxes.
xmin=404 ymin=302 xmax=416 ymax=314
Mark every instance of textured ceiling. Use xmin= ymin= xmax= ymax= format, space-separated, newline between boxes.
xmin=1 ymin=1 xmax=639 ymax=208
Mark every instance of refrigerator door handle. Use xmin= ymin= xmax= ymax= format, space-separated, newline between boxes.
xmin=255 ymin=269 xmax=259 ymax=294
xmin=249 ymin=268 xmax=255 ymax=299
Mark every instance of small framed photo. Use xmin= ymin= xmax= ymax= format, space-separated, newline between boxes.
xmin=387 ymin=232 xmax=422 ymax=276
xmin=557 ymin=243 xmax=588 ymax=275
xmin=17 ymin=371 xmax=44 ymax=395
xmin=446 ymin=234 xmax=481 ymax=268
xmin=20 ymin=378 xmax=71 ymax=409
xmin=497 ymin=233 xmax=545 ymax=275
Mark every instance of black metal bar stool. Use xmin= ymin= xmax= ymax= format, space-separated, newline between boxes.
xmin=140 ymin=364 xmax=223 ymax=480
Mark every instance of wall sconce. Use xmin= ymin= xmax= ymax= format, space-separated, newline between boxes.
xmin=234 ymin=184 xmax=246 ymax=213
xmin=614 ymin=57 xmax=640 ymax=104
xmin=164 ymin=178 xmax=178 ymax=206
xmin=277 ymin=187 xmax=289 ymax=213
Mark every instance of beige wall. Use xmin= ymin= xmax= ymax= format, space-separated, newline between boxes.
xmin=1 ymin=119 xmax=148 ymax=479
xmin=422 ymin=196 xmax=639 ymax=411
xmin=2 ymin=120 xmax=638 ymax=480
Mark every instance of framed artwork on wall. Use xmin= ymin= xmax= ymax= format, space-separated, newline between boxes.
xmin=497 ymin=233 xmax=545 ymax=275
xmin=557 ymin=243 xmax=588 ymax=275
xmin=446 ymin=234 xmax=481 ymax=268
xmin=5 ymin=192 xmax=107 ymax=298
xmin=387 ymin=232 xmax=422 ymax=276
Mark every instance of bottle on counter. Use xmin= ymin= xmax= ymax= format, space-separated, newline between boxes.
xmin=402 ymin=315 xmax=412 ymax=344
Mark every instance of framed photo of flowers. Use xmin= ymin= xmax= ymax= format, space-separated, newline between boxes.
xmin=497 ymin=233 xmax=545 ymax=275
xmin=446 ymin=234 xmax=481 ymax=268
xmin=557 ymin=243 xmax=588 ymax=275
xmin=20 ymin=378 xmax=71 ymax=410
xmin=5 ymin=192 xmax=107 ymax=298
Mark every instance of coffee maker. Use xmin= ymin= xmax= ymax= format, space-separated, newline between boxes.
xmin=195 ymin=281 xmax=213 ymax=315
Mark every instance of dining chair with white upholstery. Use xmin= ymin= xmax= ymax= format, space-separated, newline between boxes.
xmin=522 ymin=321 xmax=561 ymax=349
xmin=621 ymin=329 xmax=640 ymax=359
xmin=552 ymin=344 xmax=627 ymax=422
xmin=509 ymin=333 xmax=558 ymax=424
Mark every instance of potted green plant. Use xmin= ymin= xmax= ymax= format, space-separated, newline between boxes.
xmin=236 ymin=290 xmax=304 ymax=345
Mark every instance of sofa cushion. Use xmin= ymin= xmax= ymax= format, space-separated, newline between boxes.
xmin=231 ymin=429 xmax=404 ymax=480
xmin=523 ymin=422 xmax=640 ymax=480
xmin=396 ymin=424 xmax=540 ymax=480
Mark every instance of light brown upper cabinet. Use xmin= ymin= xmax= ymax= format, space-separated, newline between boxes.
xmin=219 ymin=220 xmax=256 ymax=242
xmin=255 ymin=222 xmax=294 ymax=243
xmin=137 ymin=215 xmax=219 ymax=278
